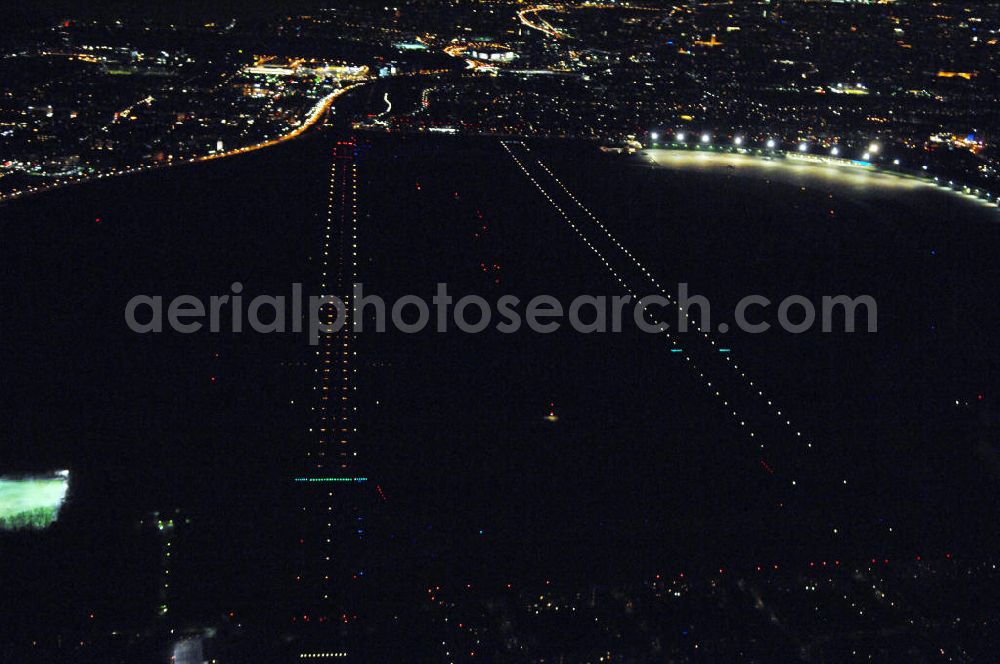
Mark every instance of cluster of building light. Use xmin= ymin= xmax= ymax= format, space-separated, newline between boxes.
xmin=0 ymin=82 xmax=362 ymax=205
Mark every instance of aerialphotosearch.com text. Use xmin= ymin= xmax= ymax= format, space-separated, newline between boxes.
xmin=124 ymin=282 xmax=878 ymax=345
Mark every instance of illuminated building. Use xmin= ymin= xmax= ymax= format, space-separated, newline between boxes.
xmin=467 ymin=42 xmax=518 ymax=63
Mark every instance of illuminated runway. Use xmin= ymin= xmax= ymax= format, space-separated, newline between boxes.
xmin=292 ymin=138 xmax=369 ymax=629
xmin=498 ymin=136 xmax=1000 ymax=550
xmin=501 ymin=139 xmax=837 ymax=525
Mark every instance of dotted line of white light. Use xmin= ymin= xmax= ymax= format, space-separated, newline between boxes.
xmin=298 ymin=653 xmax=348 ymax=658
xmin=301 ymin=145 xmax=365 ymax=601
xmin=501 ymin=142 xmax=630 ymax=290
xmin=525 ymin=145 xmax=814 ymax=455
xmin=501 ymin=140 xmax=775 ymax=465
xmin=313 ymin=148 xmax=362 ymax=473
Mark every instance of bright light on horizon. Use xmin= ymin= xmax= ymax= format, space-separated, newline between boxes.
xmin=643 ymin=150 xmax=937 ymax=194
xmin=766 ymin=139 xmax=776 ymax=149
xmin=798 ymin=142 xmax=808 ymax=152
xmin=701 ymin=133 xmax=711 ymax=143
xmin=676 ymin=131 xmax=686 ymax=142
xmin=650 ymin=132 xmax=659 ymax=141
xmin=869 ymin=143 xmax=880 ymax=154
xmin=830 ymin=146 xmax=839 ymax=156
xmin=734 ymin=136 xmax=743 ymax=145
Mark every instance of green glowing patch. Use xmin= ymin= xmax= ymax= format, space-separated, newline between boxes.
xmin=0 ymin=474 xmax=70 ymax=530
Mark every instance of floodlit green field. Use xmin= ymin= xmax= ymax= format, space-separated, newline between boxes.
xmin=0 ymin=474 xmax=70 ymax=530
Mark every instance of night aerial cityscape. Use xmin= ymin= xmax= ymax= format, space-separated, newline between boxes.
xmin=2 ymin=0 xmax=1000 ymax=661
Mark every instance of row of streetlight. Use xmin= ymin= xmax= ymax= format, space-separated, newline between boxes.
xmin=649 ymin=131 xmax=885 ymax=162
